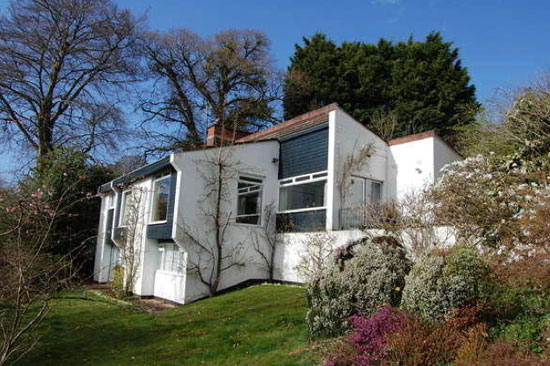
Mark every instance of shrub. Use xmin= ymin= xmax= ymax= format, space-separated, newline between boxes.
xmin=385 ymin=306 xmax=484 ymax=366
xmin=111 ymin=265 xmax=126 ymax=298
xmin=306 ymin=236 xmax=411 ymax=337
xmin=401 ymin=246 xmax=490 ymax=322
xmin=324 ymin=306 xmax=408 ymax=366
xmin=456 ymin=340 xmax=550 ymax=366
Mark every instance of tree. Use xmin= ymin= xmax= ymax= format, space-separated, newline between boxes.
xmin=140 ymin=29 xmax=282 ymax=153
xmin=0 ymin=0 xmax=142 ymax=159
xmin=250 ymin=203 xmax=279 ymax=281
xmin=0 ymin=176 xmax=88 ymax=365
xmin=23 ymin=149 xmax=114 ymax=277
xmin=284 ymin=32 xmax=479 ymax=141
xmin=182 ymin=146 xmax=247 ymax=296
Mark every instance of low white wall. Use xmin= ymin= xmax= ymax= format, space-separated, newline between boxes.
xmin=275 ymin=229 xmax=367 ymax=283
xmin=154 ymin=270 xmax=186 ymax=304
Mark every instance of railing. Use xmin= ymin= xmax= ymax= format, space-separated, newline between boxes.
xmin=339 ymin=205 xmax=394 ymax=230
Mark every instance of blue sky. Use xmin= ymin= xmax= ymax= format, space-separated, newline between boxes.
xmin=117 ymin=0 xmax=550 ymax=100
xmin=1 ymin=0 xmax=550 ymax=182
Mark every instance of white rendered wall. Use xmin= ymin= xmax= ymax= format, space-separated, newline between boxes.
xmin=433 ymin=136 xmax=461 ymax=180
xmin=390 ymin=137 xmax=436 ymax=199
xmin=171 ymin=140 xmax=281 ymax=303
xmin=329 ymin=108 xmax=396 ymax=230
xmin=390 ymin=136 xmax=461 ymax=199
xmin=93 ymin=194 xmax=111 ymax=282
xmin=275 ymin=229 xmax=367 ymax=283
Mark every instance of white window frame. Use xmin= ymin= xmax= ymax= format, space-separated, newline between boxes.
xmin=278 ymin=171 xmax=328 ymax=214
xmin=119 ymin=190 xmax=132 ymax=227
xmin=106 ymin=193 xmax=115 ymax=210
xmin=150 ymin=175 xmax=171 ymax=225
xmin=350 ymin=175 xmax=383 ymax=205
xmin=158 ymin=243 xmax=184 ymax=274
xmin=236 ymin=175 xmax=264 ymax=226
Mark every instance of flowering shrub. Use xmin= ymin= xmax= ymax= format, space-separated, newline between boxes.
xmin=306 ymin=237 xmax=411 ymax=337
xmin=401 ymin=246 xmax=490 ymax=322
xmin=324 ymin=306 xmax=408 ymax=366
xmin=385 ymin=306 xmax=485 ymax=366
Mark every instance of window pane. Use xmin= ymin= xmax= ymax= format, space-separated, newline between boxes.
xmin=279 ymin=180 xmax=326 ymax=211
xmin=121 ymin=191 xmax=133 ymax=226
xmin=349 ymin=177 xmax=365 ymax=206
xmin=369 ymin=181 xmax=382 ymax=205
xmin=153 ymin=177 xmax=170 ymax=222
xmin=237 ymin=176 xmax=263 ymax=225
xmin=238 ymin=191 xmax=260 ymax=216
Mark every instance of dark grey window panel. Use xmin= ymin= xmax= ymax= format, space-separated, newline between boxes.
xmin=279 ymin=125 xmax=328 ymax=179
xmin=105 ymin=209 xmax=115 ymax=245
xmin=146 ymin=170 xmax=177 ymax=240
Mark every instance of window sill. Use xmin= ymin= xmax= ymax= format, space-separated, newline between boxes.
xmin=277 ymin=207 xmax=327 ymax=214
xmin=235 ymin=223 xmax=263 ymax=228
xmin=149 ymin=220 xmax=168 ymax=225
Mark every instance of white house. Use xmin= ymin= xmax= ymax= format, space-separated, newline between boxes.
xmin=93 ymin=104 xmax=460 ymax=304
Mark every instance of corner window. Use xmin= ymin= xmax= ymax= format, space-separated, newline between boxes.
xmin=151 ymin=176 xmax=170 ymax=223
xmin=120 ymin=190 xmax=133 ymax=226
xmin=158 ymin=243 xmax=184 ymax=273
xmin=278 ymin=172 xmax=327 ymax=213
xmin=236 ymin=176 xmax=263 ymax=225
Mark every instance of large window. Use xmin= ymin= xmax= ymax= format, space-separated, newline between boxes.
xmin=158 ymin=243 xmax=184 ymax=273
xmin=151 ymin=176 xmax=170 ymax=223
xmin=236 ymin=176 xmax=263 ymax=225
xmin=119 ymin=190 xmax=133 ymax=226
xmin=349 ymin=176 xmax=382 ymax=206
xmin=278 ymin=172 xmax=327 ymax=212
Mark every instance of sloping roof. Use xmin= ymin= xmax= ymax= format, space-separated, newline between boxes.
xmin=388 ymin=130 xmax=437 ymax=146
xmin=238 ymin=103 xmax=338 ymax=142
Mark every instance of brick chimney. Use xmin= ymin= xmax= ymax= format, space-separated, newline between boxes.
xmin=205 ymin=122 xmax=251 ymax=147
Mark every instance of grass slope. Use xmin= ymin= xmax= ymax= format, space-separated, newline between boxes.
xmin=19 ymin=284 xmax=314 ymax=366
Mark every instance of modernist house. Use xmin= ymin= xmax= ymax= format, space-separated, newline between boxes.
xmin=93 ymin=104 xmax=460 ymax=304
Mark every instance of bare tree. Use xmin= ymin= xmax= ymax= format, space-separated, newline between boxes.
xmin=0 ymin=0 xmax=142 ymax=158
xmin=250 ymin=203 xmax=279 ymax=281
xmin=114 ymin=185 xmax=146 ymax=297
xmin=368 ymin=110 xmax=399 ymax=141
xmin=0 ymin=181 xmax=89 ymax=365
xmin=182 ymin=147 xmax=246 ymax=296
xmin=295 ymin=232 xmax=335 ymax=282
xmin=139 ymin=29 xmax=282 ymax=153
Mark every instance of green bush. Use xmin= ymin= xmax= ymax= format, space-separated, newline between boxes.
xmin=306 ymin=236 xmax=411 ymax=337
xmin=401 ymin=246 xmax=490 ymax=323
xmin=111 ymin=265 xmax=126 ymax=298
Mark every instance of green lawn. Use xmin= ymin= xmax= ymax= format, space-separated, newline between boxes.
xmin=18 ymin=284 xmax=315 ymax=366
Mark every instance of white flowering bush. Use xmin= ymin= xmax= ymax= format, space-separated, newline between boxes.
xmin=401 ymin=246 xmax=490 ymax=323
xmin=428 ymin=153 xmax=550 ymax=255
xmin=306 ymin=236 xmax=411 ymax=337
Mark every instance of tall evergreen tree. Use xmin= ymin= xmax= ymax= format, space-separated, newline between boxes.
xmin=283 ymin=32 xmax=479 ymax=140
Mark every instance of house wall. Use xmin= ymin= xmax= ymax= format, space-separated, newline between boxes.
xmin=328 ymin=108 xmax=397 ymax=230
xmin=93 ymin=194 xmax=111 ymax=283
xmin=390 ymin=137 xmax=436 ymax=199
xmin=171 ymin=140 xmax=281 ymax=303
xmin=433 ymin=136 xmax=462 ymax=180
xmin=94 ymin=107 xmax=464 ymax=305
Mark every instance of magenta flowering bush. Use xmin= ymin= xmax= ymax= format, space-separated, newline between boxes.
xmin=325 ymin=305 xmax=408 ymax=366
